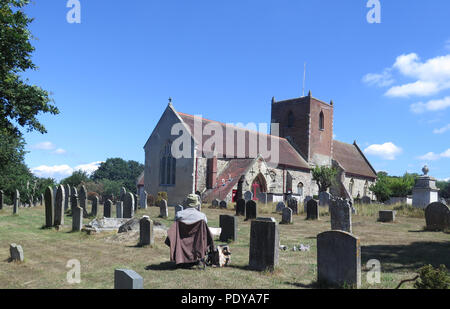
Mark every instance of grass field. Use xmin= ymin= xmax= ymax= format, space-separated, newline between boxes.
xmin=0 ymin=202 xmax=449 ymax=289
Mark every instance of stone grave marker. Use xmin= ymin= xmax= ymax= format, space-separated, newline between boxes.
xmin=10 ymin=244 xmax=24 ymax=262
xmin=54 ymin=185 xmax=65 ymax=226
xmin=123 ymin=192 xmax=135 ymax=218
xmin=306 ymin=199 xmax=319 ymax=220
xmin=287 ymin=198 xmax=298 ymax=215
xmin=44 ymin=187 xmax=54 ymax=227
xmin=104 ymin=199 xmax=112 ymax=218
xmin=159 ymin=199 xmax=168 ymax=218
xmin=276 ymin=202 xmax=286 ymax=213
xmin=244 ymin=191 xmax=253 ymax=202
xmin=212 ymin=199 xmax=220 ymax=208
xmin=281 ymin=207 xmax=293 ymax=224
xmin=64 ymin=184 xmax=71 ymax=211
xmin=245 ymin=200 xmax=257 ymax=221
xmin=425 ymin=202 xmax=450 ymax=231
xmin=139 ymin=216 xmax=154 ymax=246
xmin=91 ymin=196 xmax=99 ymax=217
xmin=79 ymin=185 xmax=88 ymax=216
xmin=72 ymin=205 xmax=83 ymax=232
xmin=330 ymin=198 xmax=352 ymax=233
xmin=116 ymin=201 xmax=123 ymax=218
xmin=219 ymin=200 xmax=228 ymax=209
xmin=219 ymin=215 xmax=237 ymax=242
xmin=235 ymin=199 xmax=246 ymax=216
xmin=249 ymin=218 xmax=279 ymax=271
xmin=114 ymin=269 xmax=143 ymax=289
xmin=319 ymin=192 xmax=331 ymax=207
xmin=378 ymin=210 xmax=396 ymax=223
xmin=13 ymin=189 xmax=20 ymax=215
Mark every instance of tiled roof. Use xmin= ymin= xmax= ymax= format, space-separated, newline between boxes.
xmin=178 ymin=112 xmax=310 ymax=170
xmin=332 ymin=140 xmax=377 ymax=179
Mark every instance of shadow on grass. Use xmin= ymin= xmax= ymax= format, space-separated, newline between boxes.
xmin=283 ymin=281 xmax=319 ymax=289
xmin=362 ymin=241 xmax=450 ymax=273
xmin=145 ymin=261 xmax=177 ymax=271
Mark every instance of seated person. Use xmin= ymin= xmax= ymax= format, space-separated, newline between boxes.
xmin=165 ymin=194 xmax=214 ymax=268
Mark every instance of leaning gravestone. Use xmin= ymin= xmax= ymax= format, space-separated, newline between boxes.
xmin=244 ymin=191 xmax=253 ymax=202
xmin=139 ymin=216 xmax=154 ymax=246
xmin=330 ymin=198 xmax=352 ymax=233
xmin=319 ymin=192 xmax=332 ymax=207
xmin=306 ymin=199 xmax=319 ymax=220
xmin=245 ymin=200 xmax=257 ymax=221
xmin=249 ymin=218 xmax=279 ymax=271
xmin=281 ymin=207 xmax=293 ymax=224
xmin=64 ymin=184 xmax=71 ymax=211
xmin=114 ymin=269 xmax=143 ymax=289
xmin=287 ymin=198 xmax=298 ymax=215
xmin=104 ymin=199 xmax=112 ymax=218
xmin=72 ymin=205 xmax=83 ymax=232
xmin=116 ymin=201 xmax=123 ymax=218
xmin=379 ymin=210 xmax=396 ymax=223
xmin=159 ymin=199 xmax=168 ymax=218
xmin=236 ymin=199 xmax=246 ymax=216
xmin=317 ymin=230 xmax=361 ymax=288
xmin=219 ymin=215 xmax=237 ymax=242
xmin=425 ymin=202 xmax=450 ymax=231
xmin=44 ymin=187 xmax=54 ymax=227
xmin=276 ymin=202 xmax=286 ymax=213
xmin=13 ymin=189 xmax=20 ymax=215
xmin=123 ymin=193 xmax=135 ymax=219
xmin=219 ymin=200 xmax=228 ymax=209
xmin=212 ymin=199 xmax=220 ymax=208
xmin=10 ymin=244 xmax=24 ymax=262
xmin=79 ymin=186 xmax=88 ymax=216
xmin=54 ymin=185 xmax=65 ymax=227
xmin=91 ymin=196 xmax=99 ymax=217
xmin=0 ymin=190 xmax=3 ymax=210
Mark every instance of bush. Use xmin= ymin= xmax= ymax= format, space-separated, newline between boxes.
xmin=147 ymin=194 xmax=155 ymax=207
xmin=88 ymin=192 xmax=100 ymax=201
xmin=155 ymin=192 xmax=168 ymax=206
xmin=414 ymin=265 xmax=450 ymax=289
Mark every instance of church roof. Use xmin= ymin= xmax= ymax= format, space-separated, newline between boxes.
xmin=332 ymin=140 xmax=377 ymax=179
xmin=177 ymin=112 xmax=310 ymax=170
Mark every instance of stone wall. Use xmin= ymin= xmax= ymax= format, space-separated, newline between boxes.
xmin=342 ymin=175 xmax=375 ymax=200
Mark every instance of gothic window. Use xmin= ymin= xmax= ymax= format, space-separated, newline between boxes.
xmin=349 ymin=178 xmax=354 ymax=196
xmin=287 ymin=111 xmax=295 ymax=128
xmin=319 ymin=111 xmax=325 ymax=130
xmin=160 ymin=142 xmax=176 ymax=186
xmin=297 ymin=182 xmax=304 ymax=196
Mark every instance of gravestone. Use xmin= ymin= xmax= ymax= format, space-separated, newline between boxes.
xmin=91 ymin=196 xmax=99 ymax=217
xmin=361 ymin=196 xmax=371 ymax=205
xmin=244 ymin=191 xmax=253 ymax=202
xmin=236 ymin=175 xmax=245 ymax=201
xmin=276 ymin=202 xmax=286 ymax=213
xmin=412 ymin=166 xmax=439 ymax=209
xmin=0 ymin=190 xmax=3 ymax=210
xmin=159 ymin=199 xmax=168 ymax=218
xmin=317 ymin=231 xmax=361 ymax=288
xmin=116 ymin=201 xmax=123 ymax=218
xmin=281 ymin=207 xmax=293 ymax=224
xmin=114 ymin=269 xmax=143 ymax=289
xmin=10 ymin=244 xmax=24 ymax=262
xmin=330 ymin=198 xmax=352 ymax=233
xmin=44 ymin=187 xmax=54 ymax=227
xmin=174 ymin=205 xmax=183 ymax=219
xmin=120 ymin=187 xmax=127 ymax=202
xmin=219 ymin=215 xmax=237 ymax=242
xmin=134 ymin=194 xmax=139 ymax=211
xmin=319 ymin=192 xmax=332 ymax=207
xmin=72 ymin=206 xmax=83 ymax=232
xmin=64 ymin=184 xmax=71 ymax=211
xmin=378 ymin=210 xmax=396 ymax=223
xmin=219 ymin=200 xmax=228 ymax=209
xmin=123 ymin=193 xmax=135 ymax=219
xmin=212 ymin=199 xmax=220 ymax=208
xmin=304 ymin=196 xmax=313 ymax=211
xmin=249 ymin=218 xmax=279 ymax=271
xmin=54 ymin=185 xmax=65 ymax=227
xmin=425 ymin=202 xmax=450 ymax=231
xmin=235 ymin=199 xmax=246 ymax=216
xmin=79 ymin=185 xmax=88 ymax=216
xmin=139 ymin=216 xmax=154 ymax=246
xmin=71 ymin=187 xmax=78 ymax=213
xmin=306 ymin=199 xmax=319 ymax=220
xmin=104 ymin=199 xmax=112 ymax=218
xmin=140 ymin=191 xmax=148 ymax=210
xmin=257 ymin=192 xmax=268 ymax=204
xmin=287 ymin=198 xmax=298 ymax=215
xmin=40 ymin=193 xmax=44 ymax=207
xmin=245 ymin=200 xmax=257 ymax=221
xmin=13 ymin=189 xmax=20 ymax=215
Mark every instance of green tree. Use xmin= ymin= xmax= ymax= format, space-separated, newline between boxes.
xmin=61 ymin=170 xmax=90 ymax=187
xmin=1 ymin=0 xmax=58 ymax=137
xmin=91 ymin=158 xmax=144 ymax=192
xmin=312 ymin=166 xmax=337 ymax=193
xmin=437 ymin=181 xmax=450 ymax=199
xmin=370 ymin=172 xmax=392 ymax=202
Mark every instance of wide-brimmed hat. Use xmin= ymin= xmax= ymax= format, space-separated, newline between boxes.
xmin=186 ymin=194 xmax=200 ymax=208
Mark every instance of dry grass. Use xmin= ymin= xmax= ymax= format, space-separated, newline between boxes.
xmin=0 ymin=202 xmax=448 ymax=289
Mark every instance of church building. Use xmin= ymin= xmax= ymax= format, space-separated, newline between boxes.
xmin=143 ymin=92 xmax=377 ymax=206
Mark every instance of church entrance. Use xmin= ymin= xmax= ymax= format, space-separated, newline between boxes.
xmin=251 ymin=173 xmax=267 ymax=200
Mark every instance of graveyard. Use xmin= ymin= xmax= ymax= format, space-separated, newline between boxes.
xmin=0 ymin=198 xmax=448 ymax=289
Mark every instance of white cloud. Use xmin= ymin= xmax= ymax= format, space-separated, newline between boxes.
xmin=418 ymin=149 xmax=450 ymax=161
xmin=364 ymin=142 xmax=403 ymax=160
xmin=386 ymin=80 xmax=440 ymax=98
xmin=74 ymin=161 xmax=103 ymax=174
xmin=433 ymin=123 xmax=450 ymax=134
xmin=31 ymin=142 xmax=56 ymax=151
xmin=362 ymin=69 xmax=394 ymax=87
xmin=410 ymin=96 xmax=450 ymax=114
xmin=31 ymin=161 xmax=104 ymax=180
xmin=52 ymin=148 xmax=67 ymax=155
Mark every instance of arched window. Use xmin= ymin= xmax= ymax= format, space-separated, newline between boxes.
xmin=160 ymin=142 xmax=176 ymax=186
xmin=349 ymin=178 xmax=354 ymax=196
xmin=319 ymin=111 xmax=325 ymax=130
xmin=297 ymin=182 xmax=304 ymax=196
xmin=287 ymin=111 xmax=295 ymax=128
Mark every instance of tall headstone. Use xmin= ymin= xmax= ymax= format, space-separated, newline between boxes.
xmin=114 ymin=269 xmax=143 ymax=289
xmin=236 ymin=175 xmax=245 ymax=201
xmin=140 ymin=191 xmax=148 ymax=210
xmin=79 ymin=185 xmax=88 ymax=216
xmin=219 ymin=215 xmax=238 ymax=242
xmin=134 ymin=194 xmax=139 ymax=211
xmin=40 ymin=193 xmax=44 ymax=207
xmin=330 ymin=198 xmax=352 ymax=233
xmin=281 ymin=207 xmax=293 ymax=224
xmin=71 ymin=187 xmax=78 ymax=213
xmin=72 ymin=205 xmax=83 ymax=232
xmin=245 ymin=200 xmax=257 ymax=221
xmin=64 ymin=184 xmax=71 ymax=211
xmin=13 ymin=189 xmax=20 ymax=215
xmin=54 ymin=185 xmax=65 ymax=226
xmin=159 ymin=199 xmax=168 ymax=218
xmin=425 ymin=202 xmax=450 ymax=231
xmin=91 ymin=196 xmax=99 ymax=217
xmin=116 ymin=201 xmax=123 ymax=218
xmin=123 ymin=193 xmax=135 ymax=218
xmin=104 ymin=199 xmax=112 ymax=218
xmin=0 ymin=190 xmax=3 ymax=210
xmin=249 ymin=218 xmax=279 ymax=271
xmin=306 ymin=199 xmax=319 ymax=220
xmin=244 ymin=191 xmax=253 ymax=202
xmin=219 ymin=200 xmax=228 ymax=209
xmin=412 ymin=165 xmax=439 ymax=209
xmin=44 ymin=187 xmax=54 ymax=227
xmin=235 ymin=199 xmax=246 ymax=216
xmin=287 ymin=198 xmax=298 ymax=215
xmin=139 ymin=216 xmax=154 ymax=246
xmin=317 ymin=231 xmax=361 ymax=288
xmin=120 ymin=187 xmax=127 ymax=202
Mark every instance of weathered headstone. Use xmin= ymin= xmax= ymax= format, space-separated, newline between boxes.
xmin=425 ymin=202 xmax=450 ymax=231
xmin=54 ymin=185 xmax=65 ymax=227
xmin=79 ymin=185 xmax=88 ymax=216
xmin=306 ymin=199 xmax=319 ymax=220
xmin=13 ymin=189 xmax=20 ymax=215
xmin=134 ymin=194 xmax=139 ymax=211
xmin=281 ymin=207 xmax=293 ymax=224
xmin=140 ymin=191 xmax=148 ymax=210
xmin=212 ymin=199 xmax=220 ymax=208
xmin=44 ymin=187 xmax=54 ymax=227
xmin=116 ymin=201 xmax=123 ymax=218
xmin=249 ymin=218 xmax=279 ymax=271
xmin=257 ymin=192 xmax=268 ymax=204
xmin=64 ymin=184 xmax=71 ymax=211
xmin=287 ymin=198 xmax=298 ymax=215
xmin=319 ymin=192 xmax=332 ymax=208
xmin=159 ymin=199 xmax=168 ymax=218
xmin=361 ymin=196 xmax=371 ymax=205
xmin=219 ymin=215 xmax=237 ymax=242
xmin=244 ymin=191 xmax=253 ymax=202
xmin=236 ymin=175 xmax=245 ymax=201
xmin=235 ymin=199 xmax=246 ymax=216
xmin=72 ymin=205 xmax=83 ymax=232
xmin=123 ymin=192 xmax=135 ymax=219
xmin=91 ymin=196 xmax=99 ymax=217
xmin=330 ymin=198 xmax=352 ymax=233
xmin=114 ymin=269 xmax=143 ymax=289
xmin=71 ymin=187 xmax=78 ymax=213
xmin=120 ymin=187 xmax=127 ymax=202
xmin=219 ymin=200 xmax=228 ymax=209
xmin=9 ymin=244 xmax=24 ymax=262
xmin=40 ymin=193 xmax=44 ymax=207
xmin=276 ymin=202 xmax=286 ymax=213
xmin=317 ymin=231 xmax=361 ymax=288
xmin=139 ymin=216 xmax=154 ymax=246
xmin=0 ymin=190 xmax=3 ymax=210
xmin=378 ymin=210 xmax=396 ymax=223
xmin=104 ymin=199 xmax=112 ymax=218
xmin=245 ymin=200 xmax=257 ymax=221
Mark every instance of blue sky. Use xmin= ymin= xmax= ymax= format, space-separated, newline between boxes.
xmin=20 ymin=0 xmax=450 ymax=181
